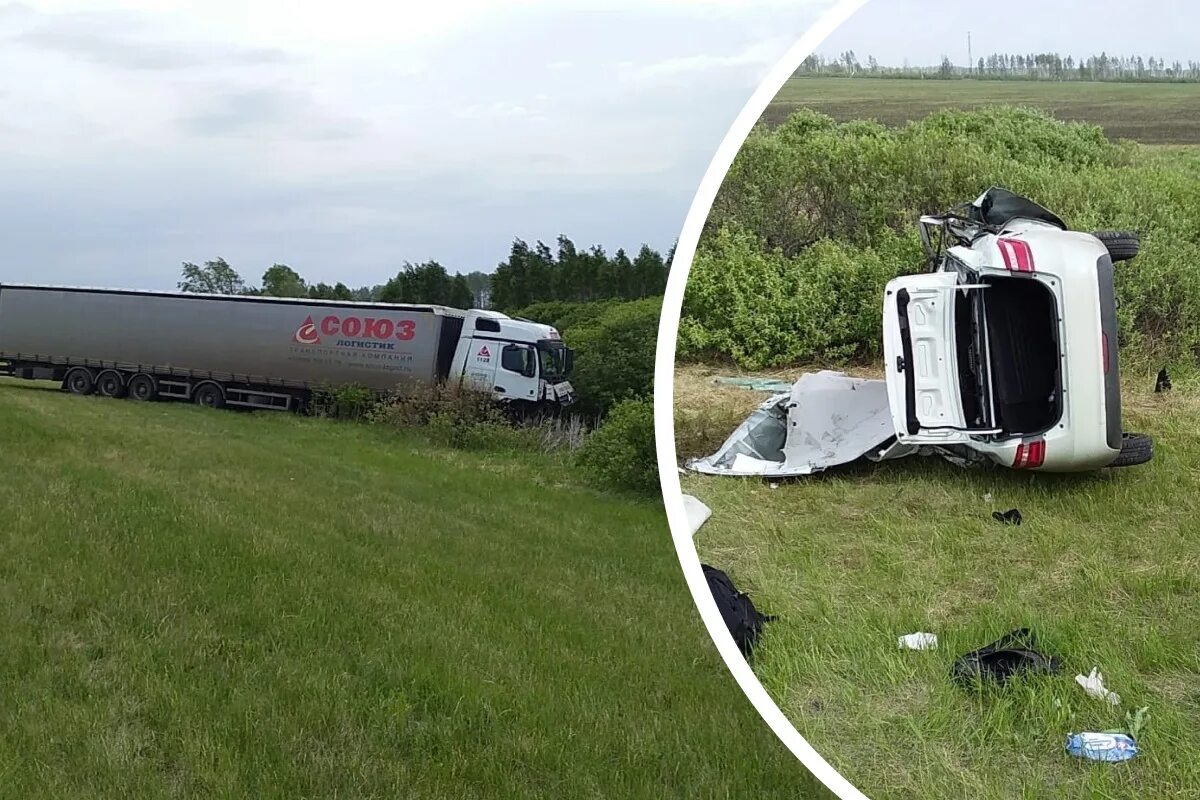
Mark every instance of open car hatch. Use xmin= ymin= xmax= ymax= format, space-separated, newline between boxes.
xmin=883 ymin=272 xmax=971 ymax=445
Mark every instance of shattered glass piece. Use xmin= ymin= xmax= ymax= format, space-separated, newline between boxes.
xmin=712 ymin=376 xmax=796 ymax=393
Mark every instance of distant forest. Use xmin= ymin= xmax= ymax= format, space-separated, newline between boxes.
xmin=175 ymin=235 xmax=673 ymax=312
xmin=797 ymin=51 xmax=1200 ymax=82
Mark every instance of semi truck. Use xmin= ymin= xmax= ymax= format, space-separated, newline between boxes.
xmin=0 ymin=284 xmax=576 ymax=412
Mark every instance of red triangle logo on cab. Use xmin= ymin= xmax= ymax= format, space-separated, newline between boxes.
xmin=478 ymin=345 xmax=491 ymax=359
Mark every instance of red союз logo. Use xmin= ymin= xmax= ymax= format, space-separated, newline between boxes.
xmin=293 ymin=314 xmax=417 ymax=345
xmin=294 ymin=316 xmax=321 ymax=345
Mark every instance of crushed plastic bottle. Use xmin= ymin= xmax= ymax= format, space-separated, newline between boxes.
xmin=1065 ymin=732 xmax=1138 ymax=762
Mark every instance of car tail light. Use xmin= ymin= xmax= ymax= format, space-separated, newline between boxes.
xmin=997 ymin=238 xmax=1035 ymax=272
xmin=1013 ymin=439 xmax=1046 ymax=469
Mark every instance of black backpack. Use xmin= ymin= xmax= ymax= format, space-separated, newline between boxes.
xmin=702 ymin=565 xmax=776 ymax=656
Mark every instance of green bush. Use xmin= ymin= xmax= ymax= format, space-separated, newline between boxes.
xmin=370 ymin=382 xmax=502 ymax=428
xmin=565 ymin=297 xmax=661 ymax=418
xmin=311 ymin=380 xmax=590 ymax=457
xmin=687 ymin=105 xmax=1200 ymax=368
xmin=680 ymin=226 xmax=919 ymax=369
xmin=310 ymin=383 xmax=378 ymax=421
xmin=509 ymin=299 xmax=623 ymax=334
xmin=577 ymin=397 xmax=658 ymax=494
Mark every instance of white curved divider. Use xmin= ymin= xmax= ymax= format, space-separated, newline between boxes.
xmin=653 ymin=1 xmax=872 ymax=798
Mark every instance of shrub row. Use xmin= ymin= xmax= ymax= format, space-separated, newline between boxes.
xmin=682 ymin=106 xmax=1200 ymax=369
xmin=311 ymin=380 xmax=659 ymax=495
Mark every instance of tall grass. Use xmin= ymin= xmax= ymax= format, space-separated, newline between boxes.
xmin=0 ymin=381 xmax=826 ymax=799
xmin=679 ymin=366 xmax=1200 ymax=799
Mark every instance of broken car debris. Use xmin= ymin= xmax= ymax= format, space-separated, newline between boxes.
xmin=682 ymin=494 xmax=712 ymax=537
xmin=689 ymin=188 xmax=1154 ymax=477
xmin=712 ymin=376 xmax=794 ymax=393
xmin=898 ymin=632 xmax=938 ymax=650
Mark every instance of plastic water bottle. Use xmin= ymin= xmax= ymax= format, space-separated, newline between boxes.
xmin=1065 ymin=732 xmax=1138 ymax=762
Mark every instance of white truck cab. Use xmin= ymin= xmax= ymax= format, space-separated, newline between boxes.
xmin=451 ymin=309 xmax=576 ymax=407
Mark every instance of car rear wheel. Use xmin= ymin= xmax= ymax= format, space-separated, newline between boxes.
xmin=1092 ymin=230 xmax=1140 ymax=262
xmin=1111 ymin=432 xmax=1153 ymax=467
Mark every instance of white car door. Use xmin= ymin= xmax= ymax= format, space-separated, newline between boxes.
xmin=882 ymin=272 xmax=972 ymax=445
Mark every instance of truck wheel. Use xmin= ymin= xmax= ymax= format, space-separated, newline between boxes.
xmin=127 ymin=374 xmax=158 ymax=400
xmin=96 ymin=370 xmax=126 ymax=398
xmin=1111 ymin=432 xmax=1153 ymax=467
xmin=1092 ymin=230 xmax=1140 ymax=262
xmin=127 ymin=374 xmax=158 ymax=401
xmin=63 ymin=368 xmax=95 ymax=395
xmin=193 ymin=381 xmax=226 ymax=409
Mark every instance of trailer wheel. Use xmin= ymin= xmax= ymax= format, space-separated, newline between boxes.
xmin=1111 ymin=432 xmax=1153 ymax=467
xmin=127 ymin=373 xmax=158 ymax=402
xmin=1091 ymin=230 xmax=1140 ymax=262
xmin=96 ymin=370 xmax=126 ymax=398
xmin=193 ymin=381 xmax=226 ymax=409
xmin=63 ymin=367 xmax=95 ymax=395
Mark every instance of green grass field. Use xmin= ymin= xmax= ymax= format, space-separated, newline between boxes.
xmin=677 ymin=365 xmax=1200 ymax=798
xmin=765 ymin=78 xmax=1200 ymax=144
xmin=0 ymin=380 xmax=829 ymax=799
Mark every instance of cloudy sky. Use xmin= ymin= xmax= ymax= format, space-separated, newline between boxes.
xmin=0 ymin=0 xmax=841 ymax=290
xmin=817 ymin=0 xmax=1195 ymax=69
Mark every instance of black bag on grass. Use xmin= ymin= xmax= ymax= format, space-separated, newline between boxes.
xmin=951 ymin=627 xmax=1061 ymax=687
xmin=702 ymin=564 xmax=775 ymax=656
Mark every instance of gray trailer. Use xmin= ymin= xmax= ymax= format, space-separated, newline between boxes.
xmin=0 ymin=284 xmax=574 ymax=412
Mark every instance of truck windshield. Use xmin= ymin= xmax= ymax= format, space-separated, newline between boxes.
xmin=538 ymin=344 xmax=570 ymax=380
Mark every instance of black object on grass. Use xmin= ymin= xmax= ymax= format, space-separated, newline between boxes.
xmin=702 ymin=564 xmax=776 ymax=657
xmin=992 ymin=508 xmax=1022 ymax=525
xmin=1155 ymin=368 xmax=1172 ymax=393
xmin=951 ymin=628 xmax=1061 ymax=687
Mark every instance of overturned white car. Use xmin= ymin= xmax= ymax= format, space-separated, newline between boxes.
xmin=691 ymin=188 xmax=1152 ymax=477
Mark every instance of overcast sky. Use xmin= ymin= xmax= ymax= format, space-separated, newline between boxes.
xmin=818 ymin=0 xmax=1196 ymax=68
xmin=0 ymin=0 xmax=839 ymax=290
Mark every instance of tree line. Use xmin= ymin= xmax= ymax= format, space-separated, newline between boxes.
xmin=175 ymin=235 xmax=671 ymax=312
xmin=489 ymin=237 xmax=672 ymax=310
xmin=797 ymin=51 xmax=1200 ymax=83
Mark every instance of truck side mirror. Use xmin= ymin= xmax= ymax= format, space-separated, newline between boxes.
xmin=523 ymin=350 xmax=536 ymax=379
